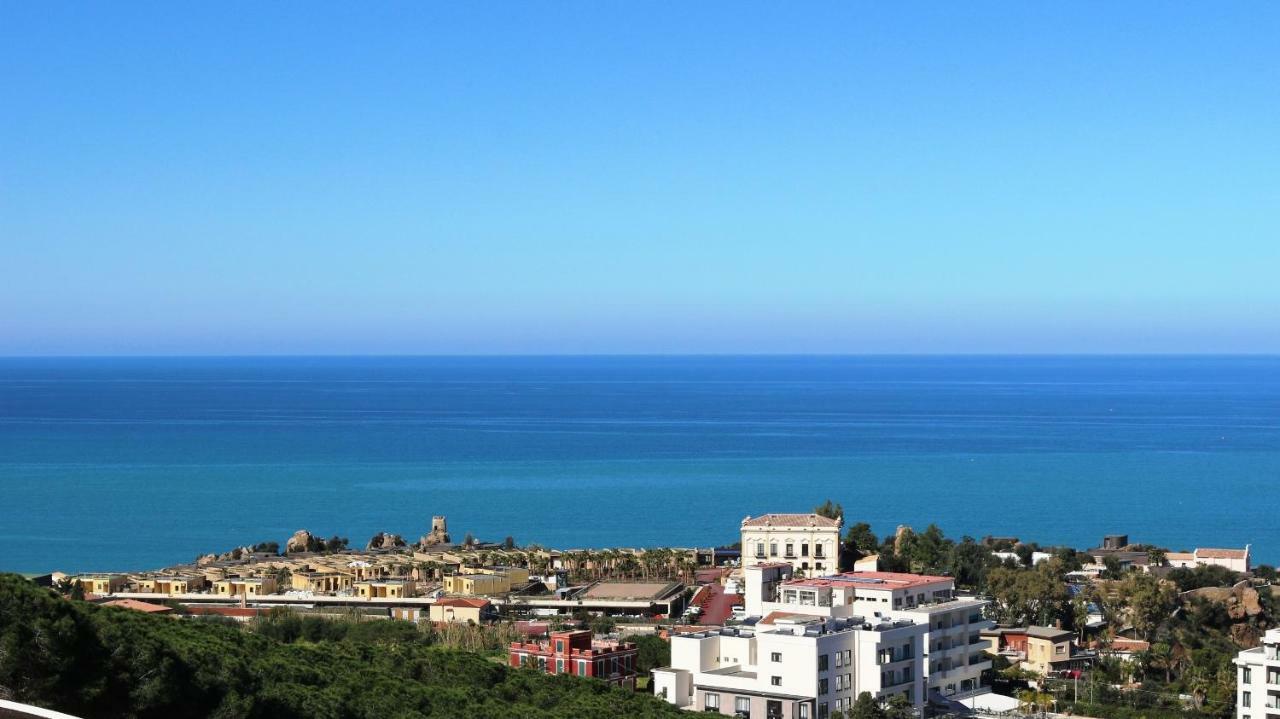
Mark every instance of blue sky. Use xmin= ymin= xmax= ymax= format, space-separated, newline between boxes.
xmin=2 ymin=2 xmax=1277 ymax=354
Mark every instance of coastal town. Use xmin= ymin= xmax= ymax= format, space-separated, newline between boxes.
xmin=22 ymin=509 xmax=1273 ymax=719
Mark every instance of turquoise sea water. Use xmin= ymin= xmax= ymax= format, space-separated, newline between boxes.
xmin=0 ymin=355 xmax=1276 ymax=574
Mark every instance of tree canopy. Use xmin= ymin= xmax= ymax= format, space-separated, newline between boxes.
xmin=0 ymin=574 xmax=683 ymax=719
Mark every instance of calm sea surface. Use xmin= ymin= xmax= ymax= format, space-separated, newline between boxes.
xmin=0 ymin=356 xmax=1277 ymax=574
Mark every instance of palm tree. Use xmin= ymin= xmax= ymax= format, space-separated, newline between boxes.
xmin=1149 ymin=642 xmax=1174 ymax=683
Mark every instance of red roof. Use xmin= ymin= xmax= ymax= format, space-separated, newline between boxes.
xmin=1196 ymin=548 xmax=1248 ymax=559
xmin=758 ymin=610 xmax=822 ymax=625
xmin=742 ymin=513 xmax=841 ymax=528
xmin=102 ymin=599 xmax=172 ymax=614
xmin=515 ymin=621 xmax=550 ymax=636
xmin=838 ymin=571 xmax=952 ymax=589
xmin=435 ymin=597 xmax=491 ymax=608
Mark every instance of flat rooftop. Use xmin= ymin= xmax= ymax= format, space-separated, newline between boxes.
xmin=581 ymin=581 xmax=682 ymax=601
xmin=785 ymin=571 xmax=951 ymax=590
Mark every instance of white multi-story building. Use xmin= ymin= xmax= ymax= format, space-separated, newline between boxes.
xmin=746 ymin=569 xmax=994 ymax=702
xmin=653 ymin=615 xmax=925 ymax=719
xmin=741 ymin=514 xmax=842 ymax=576
xmin=1235 ymin=627 xmax=1280 ymax=719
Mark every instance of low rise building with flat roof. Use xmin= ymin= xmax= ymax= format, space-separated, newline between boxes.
xmin=71 ymin=574 xmax=126 ymax=595
xmin=290 ymin=570 xmax=353 ymax=594
xmin=354 ymin=578 xmax=416 ymax=599
xmin=213 ymin=576 xmax=278 ymax=597
xmin=135 ymin=576 xmax=207 ymax=596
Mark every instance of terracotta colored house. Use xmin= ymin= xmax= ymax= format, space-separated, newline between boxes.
xmin=429 ymin=597 xmax=495 ymax=624
xmin=509 ymin=629 xmax=639 ymax=689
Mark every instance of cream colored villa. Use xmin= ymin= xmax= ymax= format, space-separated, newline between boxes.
xmin=741 ymin=514 xmax=842 ymax=576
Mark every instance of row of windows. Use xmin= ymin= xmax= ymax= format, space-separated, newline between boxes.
xmin=705 ymin=694 xmax=813 ymax=719
xmin=754 ymin=541 xmax=827 ymax=559
xmin=880 ymin=667 xmax=913 ymax=686
xmin=702 ymin=693 xmax=750 ymax=713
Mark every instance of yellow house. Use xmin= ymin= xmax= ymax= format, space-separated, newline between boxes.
xmin=444 ymin=573 xmax=511 ymax=596
xmin=354 ymin=579 xmax=417 ymax=599
xmin=492 ymin=567 xmax=529 ymax=585
xmin=290 ymin=570 xmax=353 ymax=594
xmin=429 ymin=597 xmax=492 ymax=624
xmin=213 ymin=576 xmax=278 ymax=597
xmin=445 ymin=567 xmax=530 ymax=595
xmin=345 ymin=561 xmax=390 ymax=582
xmin=461 ymin=566 xmax=530 ymax=583
xmin=137 ymin=576 xmax=207 ymax=596
xmin=1024 ymin=627 xmax=1074 ymax=675
xmin=73 ymin=574 xmax=126 ymax=595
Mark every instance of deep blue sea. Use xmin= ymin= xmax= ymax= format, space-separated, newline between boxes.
xmin=1 ymin=356 xmax=1277 ymax=574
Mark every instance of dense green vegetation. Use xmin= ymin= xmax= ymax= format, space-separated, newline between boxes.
xmin=0 ymin=574 xmax=683 ymax=719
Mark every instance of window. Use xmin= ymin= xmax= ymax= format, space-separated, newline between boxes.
xmin=835 ymin=652 xmax=843 ymax=668
xmin=786 ymin=543 xmax=794 ymax=557
xmin=799 ymin=704 xmax=810 ymax=719
xmin=1242 ymin=667 xmax=1251 ymax=683
xmin=843 ymin=650 xmax=851 ymax=666
xmin=555 ymin=640 xmax=564 ymax=653
xmin=577 ymin=660 xmax=588 ymax=676
xmin=802 ymin=543 xmax=810 ymax=556
xmin=815 ymin=545 xmax=825 ymax=558
xmin=834 ymin=675 xmax=843 ymax=691
xmin=772 ymin=676 xmax=782 ymax=686
xmin=556 ymin=659 xmax=564 ymax=673
xmin=705 ymin=693 xmax=720 ymax=710
xmin=819 ymin=678 xmax=828 ymax=695
xmin=818 ymin=654 xmax=828 ymax=671
xmin=1242 ymin=691 xmax=1251 ymax=708
xmin=770 ymin=542 xmax=778 ymax=557
xmin=736 ymin=696 xmax=751 ymax=714
xmin=844 ymin=673 xmax=851 ymax=690
xmin=818 ymin=702 xmax=828 ymax=719
xmin=757 ymin=543 xmax=766 ymax=559
xmin=771 ymin=652 xmax=782 ymax=662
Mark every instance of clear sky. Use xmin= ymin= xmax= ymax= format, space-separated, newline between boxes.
xmin=2 ymin=2 xmax=1277 ymax=355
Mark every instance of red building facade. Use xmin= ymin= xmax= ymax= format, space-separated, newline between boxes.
xmin=508 ymin=629 xmax=639 ymax=688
